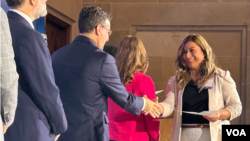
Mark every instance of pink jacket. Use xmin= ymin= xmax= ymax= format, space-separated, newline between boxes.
xmin=108 ymin=72 xmax=160 ymax=141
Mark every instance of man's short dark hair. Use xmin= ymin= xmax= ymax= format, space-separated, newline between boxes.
xmin=78 ymin=6 xmax=112 ymax=33
xmin=5 ymin=0 xmax=25 ymax=8
xmin=103 ymin=44 xmax=117 ymax=57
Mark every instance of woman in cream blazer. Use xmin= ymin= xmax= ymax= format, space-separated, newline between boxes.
xmin=158 ymin=34 xmax=242 ymax=141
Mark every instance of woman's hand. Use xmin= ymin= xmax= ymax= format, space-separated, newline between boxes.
xmin=203 ymin=112 xmax=221 ymax=122
xmin=203 ymin=109 xmax=231 ymax=122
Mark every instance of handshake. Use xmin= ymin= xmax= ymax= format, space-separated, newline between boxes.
xmin=142 ymin=95 xmax=164 ymax=118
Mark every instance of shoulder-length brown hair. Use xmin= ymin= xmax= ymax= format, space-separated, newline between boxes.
xmin=115 ymin=35 xmax=149 ymax=86
xmin=175 ymin=34 xmax=218 ymax=91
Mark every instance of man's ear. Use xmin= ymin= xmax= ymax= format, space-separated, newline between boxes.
xmin=95 ymin=25 xmax=102 ymax=36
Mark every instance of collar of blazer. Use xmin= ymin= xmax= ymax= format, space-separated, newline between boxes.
xmin=7 ymin=10 xmax=34 ymax=29
xmin=74 ymin=35 xmax=97 ymax=47
xmin=197 ymin=68 xmax=226 ymax=89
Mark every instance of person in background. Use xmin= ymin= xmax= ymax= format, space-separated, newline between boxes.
xmin=108 ymin=35 xmax=160 ymax=141
xmin=157 ymin=34 xmax=242 ymax=141
xmin=52 ymin=6 xmax=160 ymax=141
xmin=103 ymin=44 xmax=117 ymax=57
xmin=0 ymin=7 xmax=19 ymax=140
xmin=4 ymin=0 xmax=67 ymax=141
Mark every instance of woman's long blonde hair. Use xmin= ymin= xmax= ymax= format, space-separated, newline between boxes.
xmin=115 ymin=35 xmax=149 ymax=86
xmin=175 ymin=34 xmax=218 ymax=92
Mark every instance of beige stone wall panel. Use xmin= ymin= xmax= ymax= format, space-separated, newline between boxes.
xmin=159 ymin=118 xmax=173 ymax=141
xmin=48 ymin=0 xmax=81 ymax=20
xmin=111 ymin=3 xmax=250 ymax=29
xmin=107 ymin=30 xmax=130 ymax=46
xmin=136 ymin=31 xmax=190 ymax=57
xmin=82 ymin=0 xmax=96 ymax=2
xmin=47 ymin=0 xmax=82 ymax=41
xmin=194 ymin=31 xmax=242 ymax=57
xmin=159 ymin=0 xmax=219 ymax=2
xmin=246 ymin=110 xmax=250 ymax=124
xmin=162 ymin=57 xmax=176 ymax=82
xmin=82 ymin=3 xmax=111 ymax=13
xmin=221 ymin=0 xmax=250 ymax=2
xmin=96 ymin=0 xmax=156 ymax=3
xmin=146 ymin=56 xmax=163 ymax=82
xmin=216 ymin=57 xmax=241 ymax=83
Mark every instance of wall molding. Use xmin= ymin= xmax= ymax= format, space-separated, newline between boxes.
xmin=131 ymin=25 xmax=248 ymax=124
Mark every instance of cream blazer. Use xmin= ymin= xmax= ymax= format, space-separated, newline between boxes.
xmin=160 ymin=69 xmax=242 ymax=141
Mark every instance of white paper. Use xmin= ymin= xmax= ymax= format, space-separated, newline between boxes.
xmin=182 ymin=109 xmax=221 ymax=116
xmin=155 ymin=90 xmax=164 ymax=95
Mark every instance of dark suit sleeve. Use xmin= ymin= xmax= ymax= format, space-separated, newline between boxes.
xmin=100 ymin=54 xmax=144 ymax=115
xmin=18 ymin=30 xmax=67 ymax=134
xmin=140 ymin=76 xmax=160 ymax=141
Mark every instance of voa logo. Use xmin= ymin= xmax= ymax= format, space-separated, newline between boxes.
xmin=226 ymin=129 xmax=246 ymax=136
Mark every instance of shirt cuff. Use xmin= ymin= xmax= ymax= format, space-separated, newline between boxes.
xmin=141 ymin=97 xmax=146 ymax=111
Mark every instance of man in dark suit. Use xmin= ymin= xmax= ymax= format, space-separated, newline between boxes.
xmin=52 ymin=6 xmax=160 ymax=141
xmin=4 ymin=0 xmax=67 ymax=141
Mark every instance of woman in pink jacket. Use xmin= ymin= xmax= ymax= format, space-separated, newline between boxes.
xmin=107 ymin=35 xmax=160 ymax=141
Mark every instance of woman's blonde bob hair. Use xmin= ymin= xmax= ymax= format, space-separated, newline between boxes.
xmin=115 ymin=35 xmax=149 ymax=86
xmin=175 ymin=34 xmax=218 ymax=91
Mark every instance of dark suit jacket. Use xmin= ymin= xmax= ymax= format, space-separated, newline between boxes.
xmin=52 ymin=35 xmax=144 ymax=141
xmin=4 ymin=11 xmax=67 ymax=141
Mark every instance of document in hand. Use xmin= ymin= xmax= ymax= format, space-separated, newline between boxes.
xmin=182 ymin=109 xmax=221 ymax=116
xmin=155 ymin=90 xmax=164 ymax=95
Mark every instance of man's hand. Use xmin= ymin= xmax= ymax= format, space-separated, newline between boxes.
xmin=3 ymin=124 xmax=7 ymax=134
xmin=55 ymin=134 xmax=60 ymax=141
xmin=152 ymin=96 xmax=164 ymax=115
xmin=143 ymin=95 xmax=160 ymax=118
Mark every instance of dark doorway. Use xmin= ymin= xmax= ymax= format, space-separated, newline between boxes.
xmin=46 ymin=13 xmax=70 ymax=55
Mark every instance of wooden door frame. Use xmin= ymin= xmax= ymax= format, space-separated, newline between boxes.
xmin=46 ymin=5 xmax=75 ymax=42
xmin=46 ymin=13 xmax=70 ymax=45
